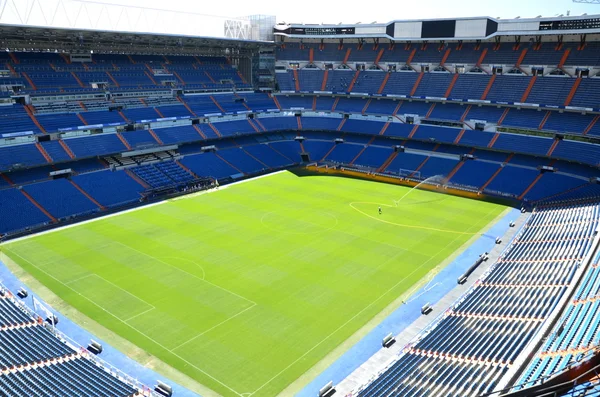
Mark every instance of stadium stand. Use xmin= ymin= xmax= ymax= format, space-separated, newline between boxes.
xmin=354 ymin=202 xmax=599 ymax=397
xmin=0 ymin=287 xmax=140 ymax=396
xmin=1 ymin=14 xmax=600 ymax=397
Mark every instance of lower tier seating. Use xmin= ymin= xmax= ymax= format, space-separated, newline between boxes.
xmin=356 ymin=203 xmax=600 ymax=397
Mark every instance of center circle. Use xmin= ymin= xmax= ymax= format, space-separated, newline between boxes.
xmin=260 ymin=210 xmax=337 ymax=234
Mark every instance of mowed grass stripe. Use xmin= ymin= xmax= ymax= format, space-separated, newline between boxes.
xmin=2 ymin=172 xmax=505 ymax=397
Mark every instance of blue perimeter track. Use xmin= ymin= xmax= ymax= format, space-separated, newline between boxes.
xmin=0 ymin=259 xmax=201 ymax=397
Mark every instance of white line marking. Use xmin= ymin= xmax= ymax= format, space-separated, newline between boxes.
xmin=172 ymin=303 xmax=257 ymax=351
xmin=15 ymin=242 xmax=115 ymax=269
xmin=65 ymin=273 xmax=96 ymax=285
xmin=124 ymin=307 xmax=156 ymax=322
xmin=5 ymin=249 xmax=246 ymax=397
xmin=1 ymin=171 xmax=287 ymax=246
xmin=158 ymin=256 xmax=205 ymax=280
xmin=248 ymin=208 xmax=496 ymax=396
xmin=92 ymin=273 xmax=156 ymax=311
xmin=115 ymin=241 xmax=256 ymax=306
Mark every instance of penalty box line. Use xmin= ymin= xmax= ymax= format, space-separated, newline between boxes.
xmin=6 ymin=249 xmax=248 ymax=397
xmin=247 ymin=211 xmax=490 ymax=397
xmin=114 ymin=241 xmax=257 ymax=306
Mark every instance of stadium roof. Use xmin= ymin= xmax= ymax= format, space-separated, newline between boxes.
xmin=275 ymin=14 xmax=600 ymax=41
xmin=0 ymin=23 xmax=270 ymax=56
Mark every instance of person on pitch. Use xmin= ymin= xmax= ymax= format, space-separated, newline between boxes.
xmin=379 ymin=206 xmax=382 ymax=215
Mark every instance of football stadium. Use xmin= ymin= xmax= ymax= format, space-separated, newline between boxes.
xmin=0 ymin=0 xmax=599 ymax=396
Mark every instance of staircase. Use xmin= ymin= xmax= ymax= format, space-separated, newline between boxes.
xmin=516 ymin=48 xmax=528 ymax=68
xmin=321 ymin=69 xmax=329 ymax=91
xmin=583 ymin=115 xmax=599 ymax=136
xmin=538 ymin=111 xmax=551 ymax=130
xmin=406 ymin=49 xmax=417 ymax=68
xmin=118 ymin=111 xmax=129 ymax=123
xmin=193 ymin=125 xmax=207 ymax=139
xmin=521 ymin=76 xmax=537 ymax=103
xmin=8 ymin=52 xmax=19 ymax=64
xmin=410 ymin=72 xmax=424 ymax=96
xmin=59 ymin=140 xmax=76 ymax=159
xmin=5 ymin=63 xmax=16 ymax=75
xmin=309 ymin=48 xmax=314 ymax=63
xmin=271 ymin=95 xmax=282 ymax=110
xmin=35 ymin=143 xmax=52 ymax=163
xmin=331 ymin=97 xmax=340 ymax=111
xmin=175 ymin=160 xmax=199 ymax=178
xmin=105 ymin=71 xmax=120 ymax=87
xmin=154 ymin=108 xmax=165 ymax=118
xmin=425 ymin=103 xmax=436 ymax=119
xmin=558 ymin=48 xmax=571 ymax=69
xmin=480 ymin=167 xmax=503 ymax=192
xmin=519 ymin=173 xmax=544 ymax=200
xmin=378 ymin=73 xmax=391 ymax=94
xmin=487 ymin=133 xmax=500 ymax=148
xmin=342 ymin=48 xmax=352 ymax=64
xmin=362 ymin=99 xmax=372 ymax=114
xmin=445 ymin=161 xmax=465 ymax=183
xmin=481 ymin=74 xmax=496 ymax=100
xmin=444 ymin=74 xmax=459 ymax=98
xmin=247 ymin=119 xmax=260 ymax=133
xmin=148 ymin=129 xmax=164 ymax=145
xmin=336 ymin=118 xmax=346 ymax=131
xmin=24 ymin=106 xmax=46 ymax=133
xmin=350 ymin=139 xmax=375 ymax=165
xmin=20 ymin=189 xmax=57 ymax=223
xmin=293 ymin=69 xmax=300 ymax=91
xmin=116 ymin=132 xmax=132 ymax=150
xmin=546 ymin=139 xmax=560 ymax=156
xmin=321 ymin=144 xmax=337 ymax=161
xmin=440 ymin=49 xmax=451 ymax=67
xmin=71 ymin=71 xmax=85 ymax=88
xmin=454 ymin=129 xmax=466 ymax=144
xmin=297 ymin=116 xmax=303 ymax=130
xmin=374 ymin=48 xmax=385 ymax=66
xmin=564 ymin=78 xmax=581 ymax=106
xmin=497 ymin=108 xmax=510 ymax=125
xmin=125 ymin=169 xmax=150 ymax=189
xmin=476 ymin=48 xmax=488 ymax=66
xmin=144 ymin=70 xmax=158 ymax=85
xmin=408 ymin=124 xmax=419 ymax=138
xmin=460 ymin=105 xmax=471 ymax=122
xmin=177 ymin=97 xmax=197 ymax=117
xmin=21 ymin=72 xmax=36 ymax=90
xmin=209 ymin=123 xmax=222 ymax=137
xmin=77 ymin=113 xmax=88 ymax=125
xmin=173 ymin=70 xmax=186 ymax=85
xmin=410 ymin=157 xmax=430 ymax=177
xmin=69 ymin=180 xmax=106 ymax=210
xmin=204 ymin=70 xmax=217 ymax=83
xmin=379 ymin=122 xmax=390 ymax=135
xmin=215 ymin=153 xmax=244 ymax=174
xmin=347 ymin=71 xmax=360 ymax=93
xmin=210 ymin=96 xmax=227 ymax=113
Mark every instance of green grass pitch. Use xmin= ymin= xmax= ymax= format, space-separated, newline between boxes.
xmin=1 ymin=171 xmax=506 ymax=397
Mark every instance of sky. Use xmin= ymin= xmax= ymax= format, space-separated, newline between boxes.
xmin=1 ymin=0 xmax=599 ymax=38
xmin=84 ymin=0 xmax=598 ymax=23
